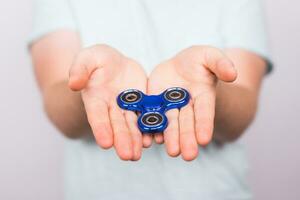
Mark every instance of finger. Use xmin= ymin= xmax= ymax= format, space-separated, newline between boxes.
xmin=179 ymin=103 xmax=198 ymax=161
xmin=109 ymin=102 xmax=133 ymax=160
xmin=194 ymin=90 xmax=216 ymax=146
xmin=154 ymin=133 xmax=164 ymax=144
xmin=142 ymin=134 xmax=153 ymax=148
xmin=68 ymin=45 xmax=122 ymax=91
xmin=177 ymin=46 xmax=237 ymax=82
xmin=125 ymin=111 xmax=143 ymax=161
xmin=201 ymin=46 xmax=237 ymax=82
xmin=136 ymin=112 xmax=153 ymax=148
xmin=164 ymin=109 xmax=180 ymax=157
xmin=83 ymin=98 xmax=113 ymax=149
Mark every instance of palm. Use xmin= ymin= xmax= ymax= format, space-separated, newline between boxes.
xmin=148 ymin=59 xmax=216 ymax=98
xmin=82 ymin=57 xmax=147 ymax=106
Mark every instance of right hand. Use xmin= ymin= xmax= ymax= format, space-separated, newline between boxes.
xmin=68 ymin=44 xmax=150 ymax=161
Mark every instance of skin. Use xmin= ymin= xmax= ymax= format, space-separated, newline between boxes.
xmin=149 ymin=46 xmax=266 ymax=160
xmin=31 ymin=30 xmax=267 ymax=161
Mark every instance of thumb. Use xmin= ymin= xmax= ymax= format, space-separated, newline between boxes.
xmin=68 ymin=44 xmax=122 ymax=91
xmin=190 ymin=46 xmax=237 ymax=82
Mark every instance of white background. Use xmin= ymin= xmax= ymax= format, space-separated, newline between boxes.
xmin=0 ymin=0 xmax=299 ymax=199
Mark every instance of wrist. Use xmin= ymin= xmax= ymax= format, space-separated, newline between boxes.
xmin=43 ymin=80 xmax=89 ymax=138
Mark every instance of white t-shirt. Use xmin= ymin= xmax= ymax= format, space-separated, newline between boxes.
xmin=30 ymin=0 xmax=270 ymax=199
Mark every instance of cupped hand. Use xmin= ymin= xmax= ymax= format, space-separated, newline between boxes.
xmin=68 ymin=44 xmax=151 ymax=161
xmin=148 ymin=46 xmax=237 ymax=161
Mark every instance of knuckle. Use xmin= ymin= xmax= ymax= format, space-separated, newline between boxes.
xmin=180 ymin=129 xmax=193 ymax=135
xmin=164 ymin=127 xmax=178 ymax=135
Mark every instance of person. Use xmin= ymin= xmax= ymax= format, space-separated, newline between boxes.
xmin=29 ymin=0 xmax=272 ymax=199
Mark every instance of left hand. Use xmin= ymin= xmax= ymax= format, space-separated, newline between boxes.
xmin=148 ymin=46 xmax=237 ymax=161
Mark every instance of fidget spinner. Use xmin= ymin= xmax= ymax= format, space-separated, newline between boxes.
xmin=117 ymin=87 xmax=190 ymax=133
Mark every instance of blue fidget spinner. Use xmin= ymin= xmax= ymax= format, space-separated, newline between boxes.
xmin=117 ymin=87 xmax=190 ymax=133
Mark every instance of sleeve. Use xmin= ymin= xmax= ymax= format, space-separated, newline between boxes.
xmin=28 ymin=0 xmax=77 ymax=46
xmin=221 ymin=0 xmax=273 ymax=73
